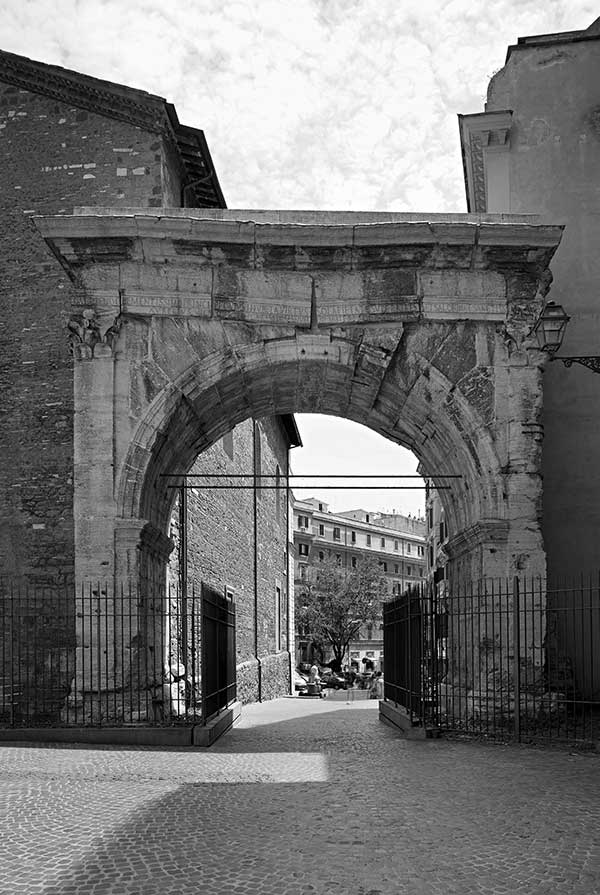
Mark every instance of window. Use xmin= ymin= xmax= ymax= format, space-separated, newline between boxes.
xmin=366 ymin=514 xmax=370 ymax=522
xmin=394 ymin=540 xmax=399 ymax=551
xmin=418 ymin=545 xmax=424 ymax=557
xmin=380 ymin=537 xmax=385 ymax=548
xmin=298 ymin=543 xmax=309 ymax=556
xmin=351 ymin=556 xmax=357 ymax=568
xmin=429 ymin=546 xmax=434 ymax=566
xmin=318 ymin=551 xmax=324 ymax=562
xmin=300 ymin=565 xmax=306 ymax=579
xmin=319 ymin=524 xmax=324 ymax=536
xmin=394 ymin=564 xmax=399 ymax=574
xmin=380 ymin=561 xmax=387 ymax=572
xmin=318 ymin=503 xmax=323 ymax=511
xmin=407 ymin=565 xmax=412 ymax=576
xmin=366 ymin=534 xmax=371 ymax=546
xmin=336 ymin=554 xmax=341 ymax=565
xmin=333 ymin=527 xmax=341 ymax=541
xmin=419 ymin=568 xmax=423 ymax=577
xmin=298 ymin=515 xmax=309 ymax=529
xmin=367 ymin=624 xmax=373 ymax=641
xmin=222 ymin=430 xmax=234 ymax=459
xmin=351 ymin=531 xmax=356 ymax=544
xmin=406 ymin=543 xmax=411 ymax=554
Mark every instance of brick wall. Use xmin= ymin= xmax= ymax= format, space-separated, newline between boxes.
xmin=168 ymin=417 xmax=292 ymax=704
xmin=0 ymin=80 xmax=183 ymax=583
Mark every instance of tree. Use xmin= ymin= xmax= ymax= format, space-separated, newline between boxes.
xmin=296 ymin=556 xmax=389 ymax=670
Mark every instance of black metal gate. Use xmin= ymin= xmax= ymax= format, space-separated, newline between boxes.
xmin=383 ymin=587 xmax=429 ymax=724
xmin=201 ymin=582 xmax=236 ymax=722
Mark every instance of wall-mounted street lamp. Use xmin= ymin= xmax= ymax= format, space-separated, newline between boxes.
xmin=532 ymin=299 xmax=600 ymax=373
xmin=532 ymin=300 xmax=571 ymax=355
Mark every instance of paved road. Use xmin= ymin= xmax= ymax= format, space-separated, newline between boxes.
xmin=1 ymin=698 xmax=599 ymax=894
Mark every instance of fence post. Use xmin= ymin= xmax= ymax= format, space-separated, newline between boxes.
xmin=513 ymin=576 xmax=521 ymax=743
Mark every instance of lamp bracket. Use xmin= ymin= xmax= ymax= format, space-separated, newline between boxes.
xmin=551 ymin=356 xmax=600 ymax=374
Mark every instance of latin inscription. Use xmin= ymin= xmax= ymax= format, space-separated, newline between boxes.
xmin=123 ymin=292 xmax=212 ymax=317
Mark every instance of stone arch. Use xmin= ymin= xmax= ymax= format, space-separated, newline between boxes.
xmin=36 ymin=209 xmax=562 ymax=584
xmin=117 ymin=332 xmax=508 ymax=582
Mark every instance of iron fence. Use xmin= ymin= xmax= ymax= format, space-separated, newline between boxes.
xmin=0 ymin=579 xmax=237 ymax=728
xmin=383 ymin=574 xmax=600 ymax=746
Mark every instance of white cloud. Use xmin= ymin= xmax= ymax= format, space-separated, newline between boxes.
xmin=3 ymin=0 xmax=596 ymax=497
xmin=5 ymin=0 xmax=595 ymax=209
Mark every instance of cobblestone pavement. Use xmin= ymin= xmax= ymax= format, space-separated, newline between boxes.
xmin=1 ymin=698 xmax=600 ymax=894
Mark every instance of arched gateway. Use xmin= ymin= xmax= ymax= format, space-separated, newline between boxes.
xmin=37 ymin=208 xmax=562 ymax=723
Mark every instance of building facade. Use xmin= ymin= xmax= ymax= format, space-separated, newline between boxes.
xmin=0 ymin=48 xmax=302 ymax=720
xmin=167 ymin=416 xmax=300 ymax=707
xmin=293 ymin=498 xmax=426 ymax=671
xmin=459 ymin=16 xmax=600 ymax=580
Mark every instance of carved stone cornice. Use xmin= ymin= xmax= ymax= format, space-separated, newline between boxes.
xmin=139 ymin=522 xmax=174 ymax=561
xmin=0 ymin=49 xmax=225 ymax=208
xmin=0 ymin=49 xmax=168 ymax=135
xmin=445 ymin=520 xmax=509 ymax=561
xmin=458 ymin=111 xmax=513 ymax=212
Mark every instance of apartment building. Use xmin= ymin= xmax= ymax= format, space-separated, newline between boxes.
xmin=293 ymin=497 xmax=426 ymax=671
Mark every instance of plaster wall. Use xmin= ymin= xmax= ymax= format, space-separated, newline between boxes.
xmin=486 ymin=32 xmax=600 ymax=576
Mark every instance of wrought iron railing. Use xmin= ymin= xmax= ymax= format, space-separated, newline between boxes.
xmin=0 ymin=579 xmax=237 ymax=728
xmin=383 ymin=574 xmax=600 ymax=746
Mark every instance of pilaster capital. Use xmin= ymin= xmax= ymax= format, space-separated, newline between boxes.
xmin=68 ymin=308 xmax=123 ymax=359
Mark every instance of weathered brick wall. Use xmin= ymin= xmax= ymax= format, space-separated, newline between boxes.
xmin=168 ymin=417 xmax=292 ymax=704
xmin=0 ymin=81 xmax=181 ymax=584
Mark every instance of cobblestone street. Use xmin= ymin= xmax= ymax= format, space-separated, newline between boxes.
xmin=1 ymin=698 xmax=600 ymax=894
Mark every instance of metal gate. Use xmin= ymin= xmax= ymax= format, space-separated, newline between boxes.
xmin=201 ymin=582 xmax=236 ymax=722
xmin=383 ymin=587 xmax=430 ymax=724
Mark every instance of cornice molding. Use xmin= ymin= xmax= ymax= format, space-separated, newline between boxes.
xmin=0 ymin=49 xmax=168 ymax=136
xmin=445 ymin=520 xmax=509 ymax=560
xmin=0 ymin=49 xmax=225 ymax=208
xmin=458 ymin=111 xmax=513 ymax=213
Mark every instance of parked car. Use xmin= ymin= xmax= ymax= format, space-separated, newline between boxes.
xmin=319 ymin=670 xmax=347 ymax=690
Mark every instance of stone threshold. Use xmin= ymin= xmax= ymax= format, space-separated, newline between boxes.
xmin=0 ymin=701 xmax=242 ymax=748
xmin=379 ymin=700 xmax=441 ymax=740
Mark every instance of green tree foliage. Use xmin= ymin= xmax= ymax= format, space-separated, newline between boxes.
xmin=296 ymin=556 xmax=389 ymax=669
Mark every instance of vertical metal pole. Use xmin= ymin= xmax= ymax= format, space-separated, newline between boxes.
xmin=513 ymin=576 xmax=521 ymax=743
xmin=180 ymin=484 xmax=188 ymax=671
xmin=253 ymin=422 xmax=261 ymax=702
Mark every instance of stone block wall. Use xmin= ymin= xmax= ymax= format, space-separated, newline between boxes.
xmin=0 ymin=79 xmax=183 ymax=584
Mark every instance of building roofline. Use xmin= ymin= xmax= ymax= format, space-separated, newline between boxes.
xmin=505 ymin=19 xmax=600 ymax=62
xmin=293 ymin=498 xmax=425 ymax=539
xmin=0 ymin=48 xmax=226 ymax=208
xmin=280 ymin=414 xmax=302 ymax=448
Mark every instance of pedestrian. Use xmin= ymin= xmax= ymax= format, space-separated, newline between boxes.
xmin=370 ymin=671 xmax=383 ymax=700
xmin=343 ymin=664 xmax=355 ymax=703
xmin=308 ymin=662 xmax=322 ymax=697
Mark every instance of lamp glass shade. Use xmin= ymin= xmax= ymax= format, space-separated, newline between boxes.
xmin=533 ymin=301 xmax=570 ymax=353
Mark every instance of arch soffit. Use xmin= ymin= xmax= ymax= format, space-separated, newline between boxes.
xmin=117 ymin=337 xmax=505 ymax=532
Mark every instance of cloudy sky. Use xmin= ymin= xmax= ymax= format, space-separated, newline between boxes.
xmin=4 ymin=0 xmax=595 ymax=514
